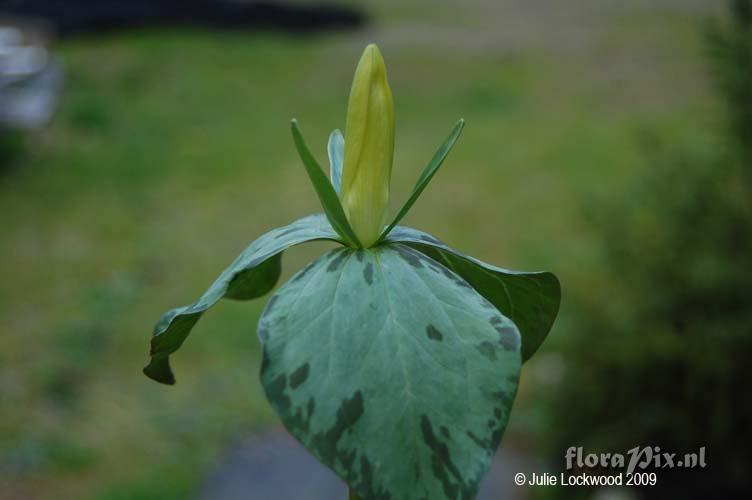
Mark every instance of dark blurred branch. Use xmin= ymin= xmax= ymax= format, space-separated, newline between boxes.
xmin=0 ymin=1 xmax=366 ymax=37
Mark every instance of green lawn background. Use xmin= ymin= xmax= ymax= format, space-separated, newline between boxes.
xmin=0 ymin=1 xmax=719 ymax=498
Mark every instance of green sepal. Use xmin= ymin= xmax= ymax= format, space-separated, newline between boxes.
xmin=327 ymin=129 xmax=344 ymax=195
xmin=291 ymin=120 xmax=362 ymax=248
xmin=143 ymin=214 xmax=342 ymax=384
xmin=386 ymin=225 xmax=560 ymax=362
xmin=379 ymin=119 xmax=464 ymax=242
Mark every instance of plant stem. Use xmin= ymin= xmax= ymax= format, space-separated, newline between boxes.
xmin=348 ymin=489 xmax=361 ymax=500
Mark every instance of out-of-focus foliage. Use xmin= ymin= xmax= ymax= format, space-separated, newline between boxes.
xmin=544 ymin=1 xmax=752 ymax=497
xmin=708 ymin=0 xmax=752 ymax=167
xmin=0 ymin=130 xmax=24 ymax=171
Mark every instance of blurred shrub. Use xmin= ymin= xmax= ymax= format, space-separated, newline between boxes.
xmin=543 ymin=1 xmax=752 ymax=498
xmin=0 ymin=129 xmax=24 ymax=172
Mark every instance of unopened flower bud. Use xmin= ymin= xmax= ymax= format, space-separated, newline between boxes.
xmin=340 ymin=44 xmax=395 ymax=248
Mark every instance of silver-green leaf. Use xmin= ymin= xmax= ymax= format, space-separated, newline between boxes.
xmin=386 ymin=225 xmax=560 ymax=362
xmin=259 ymin=244 xmax=521 ymax=500
xmin=143 ymin=214 xmax=341 ymax=385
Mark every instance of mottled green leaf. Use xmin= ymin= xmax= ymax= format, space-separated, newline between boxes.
xmin=328 ymin=129 xmax=344 ymax=195
xmin=386 ymin=226 xmax=560 ymax=362
xmin=143 ymin=214 xmax=342 ymax=385
xmin=291 ymin=120 xmax=361 ymax=247
xmin=379 ymin=120 xmax=464 ymax=241
xmin=259 ymin=244 xmax=521 ymax=500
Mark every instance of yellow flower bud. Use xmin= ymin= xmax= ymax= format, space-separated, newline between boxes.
xmin=340 ymin=44 xmax=395 ymax=248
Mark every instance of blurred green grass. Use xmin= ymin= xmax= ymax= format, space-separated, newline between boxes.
xmin=0 ymin=1 xmax=719 ymax=498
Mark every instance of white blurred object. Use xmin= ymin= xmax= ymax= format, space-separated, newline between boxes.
xmin=0 ymin=26 xmax=23 ymax=47
xmin=2 ymin=46 xmax=49 ymax=78
xmin=0 ymin=22 xmax=62 ymax=130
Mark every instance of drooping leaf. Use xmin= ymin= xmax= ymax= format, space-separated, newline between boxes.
xmin=379 ymin=119 xmax=464 ymax=241
xmin=385 ymin=225 xmax=560 ymax=362
xmin=328 ymin=129 xmax=345 ymax=195
xmin=259 ymin=244 xmax=521 ymax=500
xmin=143 ymin=214 xmax=342 ymax=385
xmin=291 ymin=120 xmax=361 ymax=247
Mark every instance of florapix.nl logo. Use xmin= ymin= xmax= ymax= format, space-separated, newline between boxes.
xmin=565 ymin=446 xmax=707 ymax=475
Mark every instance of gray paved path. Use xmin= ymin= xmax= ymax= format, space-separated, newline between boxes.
xmin=199 ymin=429 xmax=530 ymax=500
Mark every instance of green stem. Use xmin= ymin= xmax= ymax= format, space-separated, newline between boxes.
xmin=348 ymin=489 xmax=361 ymax=500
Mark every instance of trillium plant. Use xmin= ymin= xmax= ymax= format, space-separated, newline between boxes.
xmin=144 ymin=44 xmax=560 ymax=500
